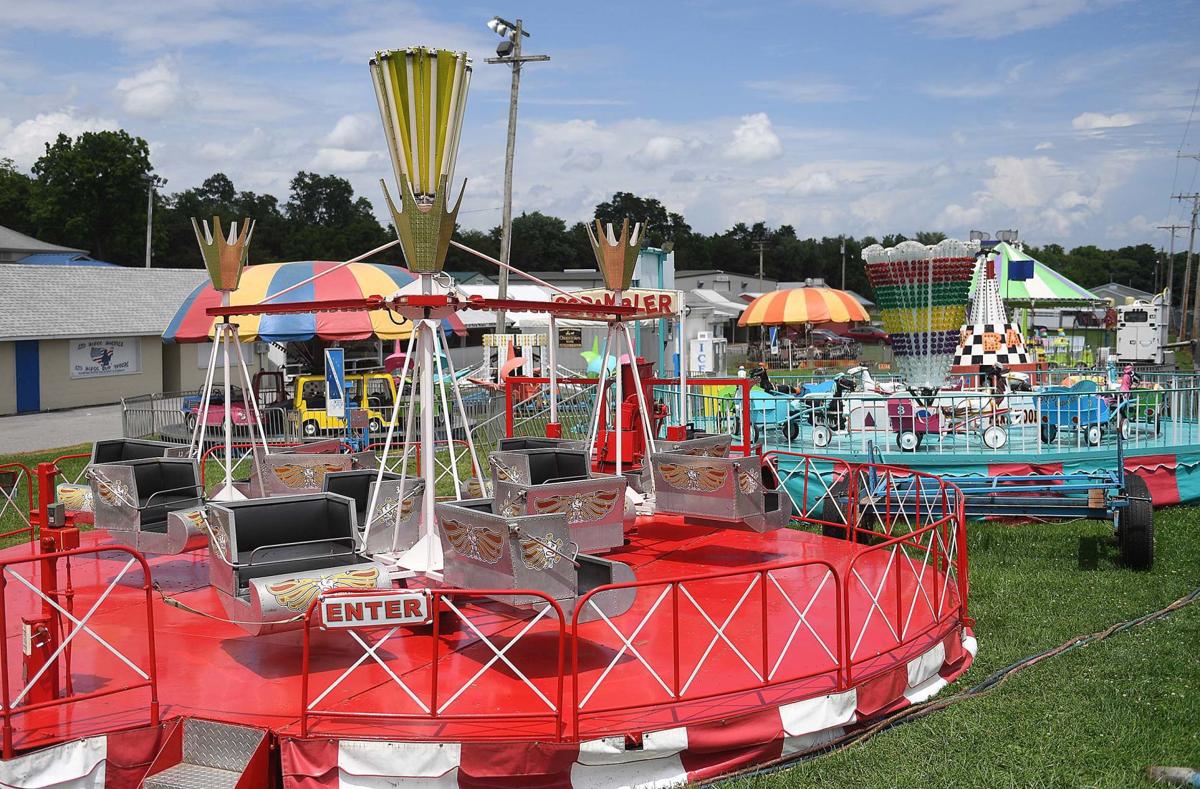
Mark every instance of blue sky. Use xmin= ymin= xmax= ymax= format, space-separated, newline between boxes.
xmin=1 ymin=0 xmax=1198 ymax=249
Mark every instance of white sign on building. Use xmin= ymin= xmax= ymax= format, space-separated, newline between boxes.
xmin=69 ymin=337 xmax=141 ymax=379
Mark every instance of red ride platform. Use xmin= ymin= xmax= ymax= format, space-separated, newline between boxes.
xmin=0 ymin=502 xmax=973 ymax=787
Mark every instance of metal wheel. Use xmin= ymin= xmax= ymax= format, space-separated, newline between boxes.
xmin=812 ymin=424 xmax=831 ymax=448
xmin=303 ymin=420 xmax=319 ymax=437
xmin=897 ymin=431 xmax=921 ymax=452
xmin=1086 ymin=424 xmax=1103 ymax=446
xmin=368 ymin=417 xmax=383 ymax=434
xmin=982 ymin=425 xmax=1007 ymax=449
xmin=1118 ymin=416 xmax=1132 ymax=440
xmin=1118 ymin=474 xmax=1154 ymax=570
xmin=184 ymin=413 xmax=197 ymax=432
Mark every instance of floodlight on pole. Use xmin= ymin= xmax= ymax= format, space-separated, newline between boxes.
xmin=485 ymin=16 xmax=550 ymax=342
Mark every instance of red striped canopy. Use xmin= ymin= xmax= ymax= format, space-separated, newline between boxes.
xmin=738 ymin=287 xmax=868 ymax=327
xmin=163 ymin=261 xmax=466 ymax=343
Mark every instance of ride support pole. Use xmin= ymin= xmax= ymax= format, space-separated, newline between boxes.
xmin=34 ymin=539 xmax=61 ymax=700
xmin=33 ymin=462 xmax=58 ymax=532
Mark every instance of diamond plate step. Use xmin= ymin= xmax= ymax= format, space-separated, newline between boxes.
xmin=182 ymin=718 xmax=264 ymax=771
xmin=144 ymin=763 xmax=241 ymax=789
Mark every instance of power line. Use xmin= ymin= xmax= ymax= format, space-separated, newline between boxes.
xmin=1171 ymin=189 xmax=1200 ymax=344
xmin=1167 ymin=76 xmax=1200 ymax=224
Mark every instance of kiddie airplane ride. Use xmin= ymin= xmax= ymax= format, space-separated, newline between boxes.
xmin=6 ymin=47 xmax=973 ymax=787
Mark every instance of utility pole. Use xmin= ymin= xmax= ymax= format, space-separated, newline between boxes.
xmin=1157 ymin=223 xmax=1187 ymax=337
xmin=840 ymin=236 xmax=846 ymax=291
xmin=752 ymin=237 xmax=767 ymax=356
xmin=753 ymin=238 xmax=767 ymax=292
xmin=486 ymin=17 xmax=549 ymax=337
xmin=1171 ymin=193 xmax=1200 ymax=342
xmin=144 ymin=180 xmax=154 ymax=268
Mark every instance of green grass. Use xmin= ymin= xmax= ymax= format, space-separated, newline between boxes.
xmin=733 ymin=511 xmax=1200 ymax=787
xmin=4 ymin=444 xmax=1198 ymax=785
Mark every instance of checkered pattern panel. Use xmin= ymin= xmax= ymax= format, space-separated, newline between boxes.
xmin=954 ymin=322 xmax=1030 ymax=367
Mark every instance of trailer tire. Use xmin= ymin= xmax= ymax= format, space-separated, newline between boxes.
xmin=897 ymin=431 xmax=921 ymax=452
xmin=1086 ymin=424 xmax=1103 ymax=446
xmin=1118 ymin=474 xmax=1154 ymax=570
xmin=1040 ymin=423 xmax=1058 ymax=444
xmin=821 ymin=477 xmax=882 ymax=543
xmin=821 ymin=478 xmax=850 ymax=540
xmin=786 ymin=418 xmax=802 ymax=442
xmin=302 ymin=420 xmax=320 ymax=437
xmin=812 ymin=425 xmax=831 ymax=448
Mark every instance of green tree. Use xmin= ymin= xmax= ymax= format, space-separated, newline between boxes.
xmin=489 ymin=211 xmax=582 ymax=271
xmin=158 ymin=173 xmax=289 ymax=267
xmin=0 ymin=158 xmax=35 ymax=235
xmin=443 ymin=225 xmax=499 ymax=272
xmin=593 ymin=191 xmax=692 ymax=249
xmin=29 ymin=130 xmax=163 ymax=264
xmin=281 ymin=172 xmax=390 ymax=262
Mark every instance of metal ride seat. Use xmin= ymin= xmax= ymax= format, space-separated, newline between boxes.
xmin=90 ymin=438 xmax=188 ymax=463
xmin=323 ymin=469 xmax=424 ymax=554
xmin=87 ymin=457 xmax=207 ymax=554
xmin=206 ymin=493 xmax=389 ymax=635
xmin=649 ymin=452 xmax=790 ymax=533
xmin=489 ymin=448 xmax=630 ymax=553
xmin=655 ymin=433 xmax=732 ymax=458
xmin=242 ymin=442 xmax=359 ymax=498
xmin=436 ymin=499 xmax=635 ymax=623
xmin=497 ymin=436 xmax=587 ymax=452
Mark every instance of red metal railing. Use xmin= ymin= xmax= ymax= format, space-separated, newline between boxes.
xmin=292 ymin=457 xmax=966 ymax=742
xmin=301 ymin=588 xmax=566 ymax=740
xmin=0 ymin=545 xmax=159 ymax=757
xmin=0 ymin=463 xmax=35 ymax=543
xmin=504 ymin=375 xmax=756 ymax=456
xmin=570 ymin=557 xmax=844 ymax=737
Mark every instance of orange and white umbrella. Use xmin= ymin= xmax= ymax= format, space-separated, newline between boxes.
xmin=737 ymin=287 xmax=868 ymax=327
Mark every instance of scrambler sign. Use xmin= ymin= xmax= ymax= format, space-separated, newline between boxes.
xmin=550 ymin=288 xmax=682 ymax=318
xmin=321 ymin=592 xmax=430 ymax=628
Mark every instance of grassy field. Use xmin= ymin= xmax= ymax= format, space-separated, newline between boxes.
xmin=734 ymin=509 xmax=1200 ymax=787
xmin=1 ymin=444 xmax=1197 ymax=785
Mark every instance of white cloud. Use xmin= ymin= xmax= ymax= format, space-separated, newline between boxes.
xmin=921 ymin=82 xmax=1003 ymax=99
xmin=631 ymin=136 xmax=703 ymax=167
xmin=936 ymin=203 xmax=985 ymax=228
xmin=115 ymin=58 xmax=182 ymax=117
xmin=0 ymin=109 xmax=119 ymax=167
xmin=1071 ymin=111 xmax=1138 ymax=130
xmin=1035 ymin=141 xmax=1054 ymax=150
xmin=725 ymin=113 xmax=782 ymax=163
xmin=745 ymin=79 xmax=857 ymax=103
xmin=849 ymin=0 xmax=1100 ymax=38
xmin=198 ymin=127 xmax=275 ymax=162
xmin=309 ymin=147 xmax=379 ymax=172
xmin=324 ymin=114 xmax=377 ymax=150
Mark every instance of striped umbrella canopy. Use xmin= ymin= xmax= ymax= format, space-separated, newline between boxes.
xmin=738 ymin=287 xmax=868 ymax=327
xmin=972 ymin=242 xmax=1101 ymax=307
xmin=163 ymin=261 xmax=466 ymax=343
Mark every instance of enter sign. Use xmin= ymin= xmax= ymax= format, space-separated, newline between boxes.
xmin=321 ymin=592 xmax=430 ymax=628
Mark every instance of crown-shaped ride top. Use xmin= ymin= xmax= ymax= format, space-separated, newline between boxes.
xmin=586 ymin=219 xmax=642 ymax=292
xmin=192 ymin=216 xmax=254 ymax=292
xmin=370 ymin=47 xmax=472 ymax=274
